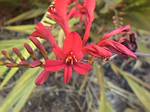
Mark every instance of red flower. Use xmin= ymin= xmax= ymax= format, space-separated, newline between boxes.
xmin=84 ymin=25 xmax=137 ymax=59
xmin=48 ymin=0 xmax=71 ymax=36
xmin=0 ymin=0 xmax=138 ymax=86
xmin=31 ymin=23 xmax=92 ymax=85
xmin=68 ymin=0 xmax=96 ymax=44
xmin=44 ymin=32 xmax=92 ymax=84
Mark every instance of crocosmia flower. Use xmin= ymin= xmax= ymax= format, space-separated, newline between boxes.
xmin=31 ymin=23 xmax=92 ymax=84
xmin=44 ymin=32 xmax=92 ymax=84
xmin=0 ymin=0 xmax=137 ymax=86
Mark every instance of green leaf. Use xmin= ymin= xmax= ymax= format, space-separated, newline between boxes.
xmin=0 ymin=67 xmax=8 ymax=78
xmin=5 ymin=9 xmax=46 ymax=25
xmin=124 ymin=0 xmax=150 ymax=31
xmin=3 ymin=25 xmax=35 ymax=34
xmin=125 ymin=11 xmax=150 ymax=31
xmin=12 ymin=69 xmax=42 ymax=112
xmin=0 ymin=68 xmax=42 ymax=112
xmin=111 ymin=64 xmax=150 ymax=112
xmin=0 ymin=68 xmax=19 ymax=91
xmin=0 ymin=39 xmax=28 ymax=52
xmin=95 ymin=64 xmax=115 ymax=112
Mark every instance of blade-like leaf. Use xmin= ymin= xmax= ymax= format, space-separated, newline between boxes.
xmin=0 ymin=67 xmax=8 ymax=78
xmin=5 ymin=9 xmax=46 ymax=25
xmin=0 ymin=39 xmax=28 ymax=52
xmin=124 ymin=0 xmax=150 ymax=31
xmin=3 ymin=25 xmax=35 ymax=34
xmin=95 ymin=64 xmax=115 ymax=112
xmin=111 ymin=64 xmax=150 ymax=112
xmin=0 ymin=68 xmax=42 ymax=112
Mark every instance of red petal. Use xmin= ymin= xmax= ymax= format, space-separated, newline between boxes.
xmin=68 ymin=7 xmax=81 ymax=19
xmin=83 ymin=22 xmax=92 ymax=44
xmin=49 ymin=0 xmax=70 ymax=35
xmin=63 ymin=32 xmax=83 ymax=59
xmin=55 ymin=0 xmax=68 ymax=22
xmin=35 ymin=71 xmax=49 ymax=86
xmin=84 ymin=0 xmax=96 ymax=21
xmin=101 ymin=25 xmax=131 ymax=41
xmin=84 ymin=44 xmax=112 ymax=58
xmin=64 ymin=66 xmax=72 ymax=84
xmin=83 ymin=0 xmax=96 ymax=44
xmin=99 ymin=40 xmax=137 ymax=59
xmin=53 ymin=47 xmax=65 ymax=59
xmin=74 ymin=62 xmax=92 ymax=75
xmin=45 ymin=60 xmax=65 ymax=72
xmin=31 ymin=23 xmax=58 ymax=48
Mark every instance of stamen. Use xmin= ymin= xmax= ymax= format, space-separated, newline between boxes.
xmin=65 ymin=52 xmax=78 ymax=65
xmin=73 ymin=55 xmax=78 ymax=62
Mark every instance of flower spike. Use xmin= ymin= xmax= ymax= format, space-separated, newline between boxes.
xmin=0 ymin=0 xmax=137 ymax=86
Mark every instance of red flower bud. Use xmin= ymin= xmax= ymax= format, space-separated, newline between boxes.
xmin=12 ymin=48 xmax=25 ymax=61
xmin=29 ymin=36 xmax=48 ymax=60
xmin=24 ymin=43 xmax=37 ymax=60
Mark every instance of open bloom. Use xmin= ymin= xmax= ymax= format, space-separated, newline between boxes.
xmin=31 ymin=22 xmax=92 ymax=84
xmin=45 ymin=32 xmax=92 ymax=84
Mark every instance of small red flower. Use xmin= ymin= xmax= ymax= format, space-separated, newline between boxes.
xmin=44 ymin=32 xmax=92 ymax=84
xmin=31 ymin=23 xmax=92 ymax=85
xmin=48 ymin=0 xmax=71 ymax=36
xmin=68 ymin=0 xmax=96 ymax=44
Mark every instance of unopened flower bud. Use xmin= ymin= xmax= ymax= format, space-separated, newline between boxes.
xmin=24 ymin=43 xmax=37 ymax=60
xmin=1 ymin=50 xmax=14 ymax=62
xmin=12 ymin=48 xmax=25 ymax=61
xmin=29 ymin=36 xmax=48 ymax=60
